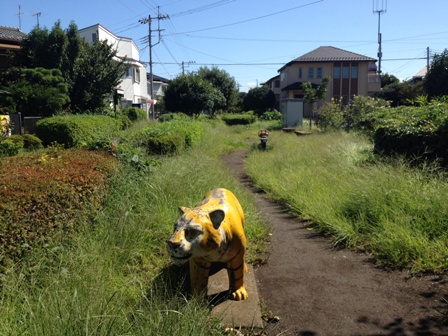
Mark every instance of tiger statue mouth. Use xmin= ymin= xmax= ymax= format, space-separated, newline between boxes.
xmin=169 ymin=252 xmax=192 ymax=265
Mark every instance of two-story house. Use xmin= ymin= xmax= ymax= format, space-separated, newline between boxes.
xmin=78 ymin=24 xmax=150 ymax=115
xmin=277 ymin=46 xmax=380 ymax=127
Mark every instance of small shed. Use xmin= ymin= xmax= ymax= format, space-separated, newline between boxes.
xmin=281 ymin=98 xmax=303 ymax=128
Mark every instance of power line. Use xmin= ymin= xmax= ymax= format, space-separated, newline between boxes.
xmin=172 ymin=0 xmax=323 ymax=34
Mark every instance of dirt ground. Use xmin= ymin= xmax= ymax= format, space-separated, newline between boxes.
xmin=223 ymin=149 xmax=448 ymax=336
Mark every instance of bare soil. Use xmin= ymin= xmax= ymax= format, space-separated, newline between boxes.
xmin=223 ymin=149 xmax=448 ymax=336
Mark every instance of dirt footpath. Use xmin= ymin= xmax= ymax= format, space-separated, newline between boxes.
xmin=223 ymin=150 xmax=448 ymax=336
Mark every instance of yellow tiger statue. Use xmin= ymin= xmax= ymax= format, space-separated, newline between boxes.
xmin=166 ymin=188 xmax=248 ymax=301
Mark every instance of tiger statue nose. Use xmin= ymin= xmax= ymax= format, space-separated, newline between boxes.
xmin=167 ymin=240 xmax=181 ymax=250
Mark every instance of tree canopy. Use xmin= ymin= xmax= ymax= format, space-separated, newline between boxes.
xmin=424 ymin=49 xmax=448 ymax=98
xmin=196 ymin=66 xmax=239 ymax=112
xmin=243 ymin=86 xmax=276 ymax=116
xmin=164 ymin=74 xmax=225 ymax=116
xmin=5 ymin=21 xmax=126 ymax=114
xmin=0 ymin=68 xmax=69 ymax=117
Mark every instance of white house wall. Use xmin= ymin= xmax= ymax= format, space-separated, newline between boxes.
xmin=78 ymin=24 xmax=150 ymax=106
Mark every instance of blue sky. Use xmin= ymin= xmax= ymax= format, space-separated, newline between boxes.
xmin=2 ymin=0 xmax=447 ymax=92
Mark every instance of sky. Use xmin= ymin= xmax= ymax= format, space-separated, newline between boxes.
xmin=1 ymin=0 xmax=447 ymax=92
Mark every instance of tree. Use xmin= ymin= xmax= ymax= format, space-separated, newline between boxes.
xmin=164 ymin=74 xmax=225 ymax=116
xmin=13 ymin=21 xmax=126 ymax=113
xmin=2 ymin=68 xmax=69 ymax=117
xmin=243 ymin=86 xmax=276 ymax=116
xmin=69 ymin=40 xmax=127 ymax=113
xmin=424 ymin=49 xmax=448 ymax=98
xmin=302 ymin=77 xmax=331 ymax=128
xmin=196 ymin=66 xmax=239 ymax=112
xmin=381 ymin=73 xmax=400 ymax=87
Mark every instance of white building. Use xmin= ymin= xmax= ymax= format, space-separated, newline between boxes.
xmin=78 ymin=24 xmax=150 ymax=113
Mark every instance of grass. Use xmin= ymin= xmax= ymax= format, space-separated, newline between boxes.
xmin=0 ymin=119 xmax=271 ymax=335
xmin=245 ymin=130 xmax=448 ymax=273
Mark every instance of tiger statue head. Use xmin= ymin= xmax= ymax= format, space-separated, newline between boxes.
xmin=166 ymin=188 xmax=248 ymax=301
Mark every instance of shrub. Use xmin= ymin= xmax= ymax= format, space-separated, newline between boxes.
xmin=221 ymin=112 xmax=257 ymax=125
xmin=158 ymin=112 xmax=190 ymax=122
xmin=0 ymin=149 xmax=119 ymax=268
xmin=260 ymin=110 xmax=282 ymax=121
xmin=123 ymin=107 xmax=147 ymax=122
xmin=0 ymin=139 xmax=21 ymax=157
xmin=8 ymin=135 xmax=25 ymax=149
xmin=343 ymin=96 xmax=390 ymax=133
xmin=23 ymin=134 xmax=43 ymax=150
xmin=136 ymin=120 xmax=204 ymax=155
xmin=317 ymin=100 xmax=344 ymax=131
xmin=372 ymin=98 xmax=448 ymax=166
xmin=36 ymin=115 xmax=121 ymax=148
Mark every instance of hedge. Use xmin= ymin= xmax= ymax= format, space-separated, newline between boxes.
xmin=135 ymin=120 xmax=204 ymax=155
xmin=221 ymin=112 xmax=257 ymax=125
xmin=36 ymin=115 xmax=121 ymax=148
xmin=373 ymin=99 xmax=448 ymax=166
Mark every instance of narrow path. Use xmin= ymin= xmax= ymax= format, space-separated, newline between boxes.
xmin=223 ymin=149 xmax=448 ymax=336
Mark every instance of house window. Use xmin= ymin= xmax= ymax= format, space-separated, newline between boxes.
xmin=92 ymin=33 xmax=97 ymax=42
xmin=134 ymin=68 xmax=140 ymax=83
xmin=280 ymin=72 xmax=285 ymax=82
xmin=298 ymin=67 xmax=302 ymax=79
xmin=351 ymin=66 xmax=358 ymax=78
xmin=333 ymin=66 xmax=341 ymax=79
xmin=343 ymin=65 xmax=350 ymax=78
xmin=274 ymin=80 xmax=280 ymax=88
xmin=308 ymin=67 xmax=314 ymax=78
xmin=317 ymin=67 xmax=323 ymax=79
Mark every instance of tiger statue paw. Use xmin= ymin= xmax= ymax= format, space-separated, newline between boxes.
xmin=166 ymin=188 xmax=248 ymax=301
xmin=231 ymin=286 xmax=249 ymax=301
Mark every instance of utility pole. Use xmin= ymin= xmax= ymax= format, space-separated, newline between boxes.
xmin=15 ymin=5 xmax=23 ymax=30
xmin=427 ymin=47 xmax=430 ymax=71
xmin=33 ymin=12 xmax=41 ymax=28
xmin=181 ymin=61 xmax=195 ymax=75
xmin=373 ymin=0 xmax=387 ymax=79
xmin=139 ymin=6 xmax=168 ymax=119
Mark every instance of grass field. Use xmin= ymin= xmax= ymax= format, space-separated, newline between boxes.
xmin=2 ymin=119 xmax=448 ymax=334
xmin=245 ymin=130 xmax=448 ymax=273
xmin=0 ymin=120 xmax=271 ymax=335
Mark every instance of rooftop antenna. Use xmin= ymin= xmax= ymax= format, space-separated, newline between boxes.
xmin=33 ymin=12 xmax=41 ymax=28
xmin=15 ymin=5 xmax=23 ymax=30
xmin=373 ymin=0 xmax=387 ymax=79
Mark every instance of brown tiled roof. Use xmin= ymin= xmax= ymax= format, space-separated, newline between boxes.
xmin=279 ymin=46 xmax=376 ymax=71
xmin=0 ymin=26 xmax=26 ymax=41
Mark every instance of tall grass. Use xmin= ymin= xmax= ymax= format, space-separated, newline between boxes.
xmin=245 ymin=130 xmax=448 ymax=273
xmin=0 ymin=120 xmax=270 ymax=335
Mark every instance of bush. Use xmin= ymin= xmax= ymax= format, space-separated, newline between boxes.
xmin=122 ymin=107 xmax=147 ymax=122
xmin=158 ymin=112 xmax=190 ymax=122
xmin=221 ymin=112 xmax=257 ymax=125
xmin=23 ymin=134 xmax=43 ymax=150
xmin=8 ymin=135 xmax=25 ymax=149
xmin=0 ymin=149 xmax=119 ymax=268
xmin=372 ymin=98 xmax=448 ymax=166
xmin=260 ymin=110 xmax=282 ymax=121
xmin=0 ymin=139 xmax=21 ymax=157
xmin=36 ymin=115 xmax=121 ymax=148
xmin=317 ymin=100 xmax=344 ymax=131
xmin=343 ymin=96 xmax=390 ymax=133
xmin=136 ymin=120 xmax=204 ymax=155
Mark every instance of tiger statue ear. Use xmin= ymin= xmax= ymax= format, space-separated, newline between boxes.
xmin=209 ymin=209 xmax=225 ymax=230
xmin=179 ymin=206 xmax=189 ymax=215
